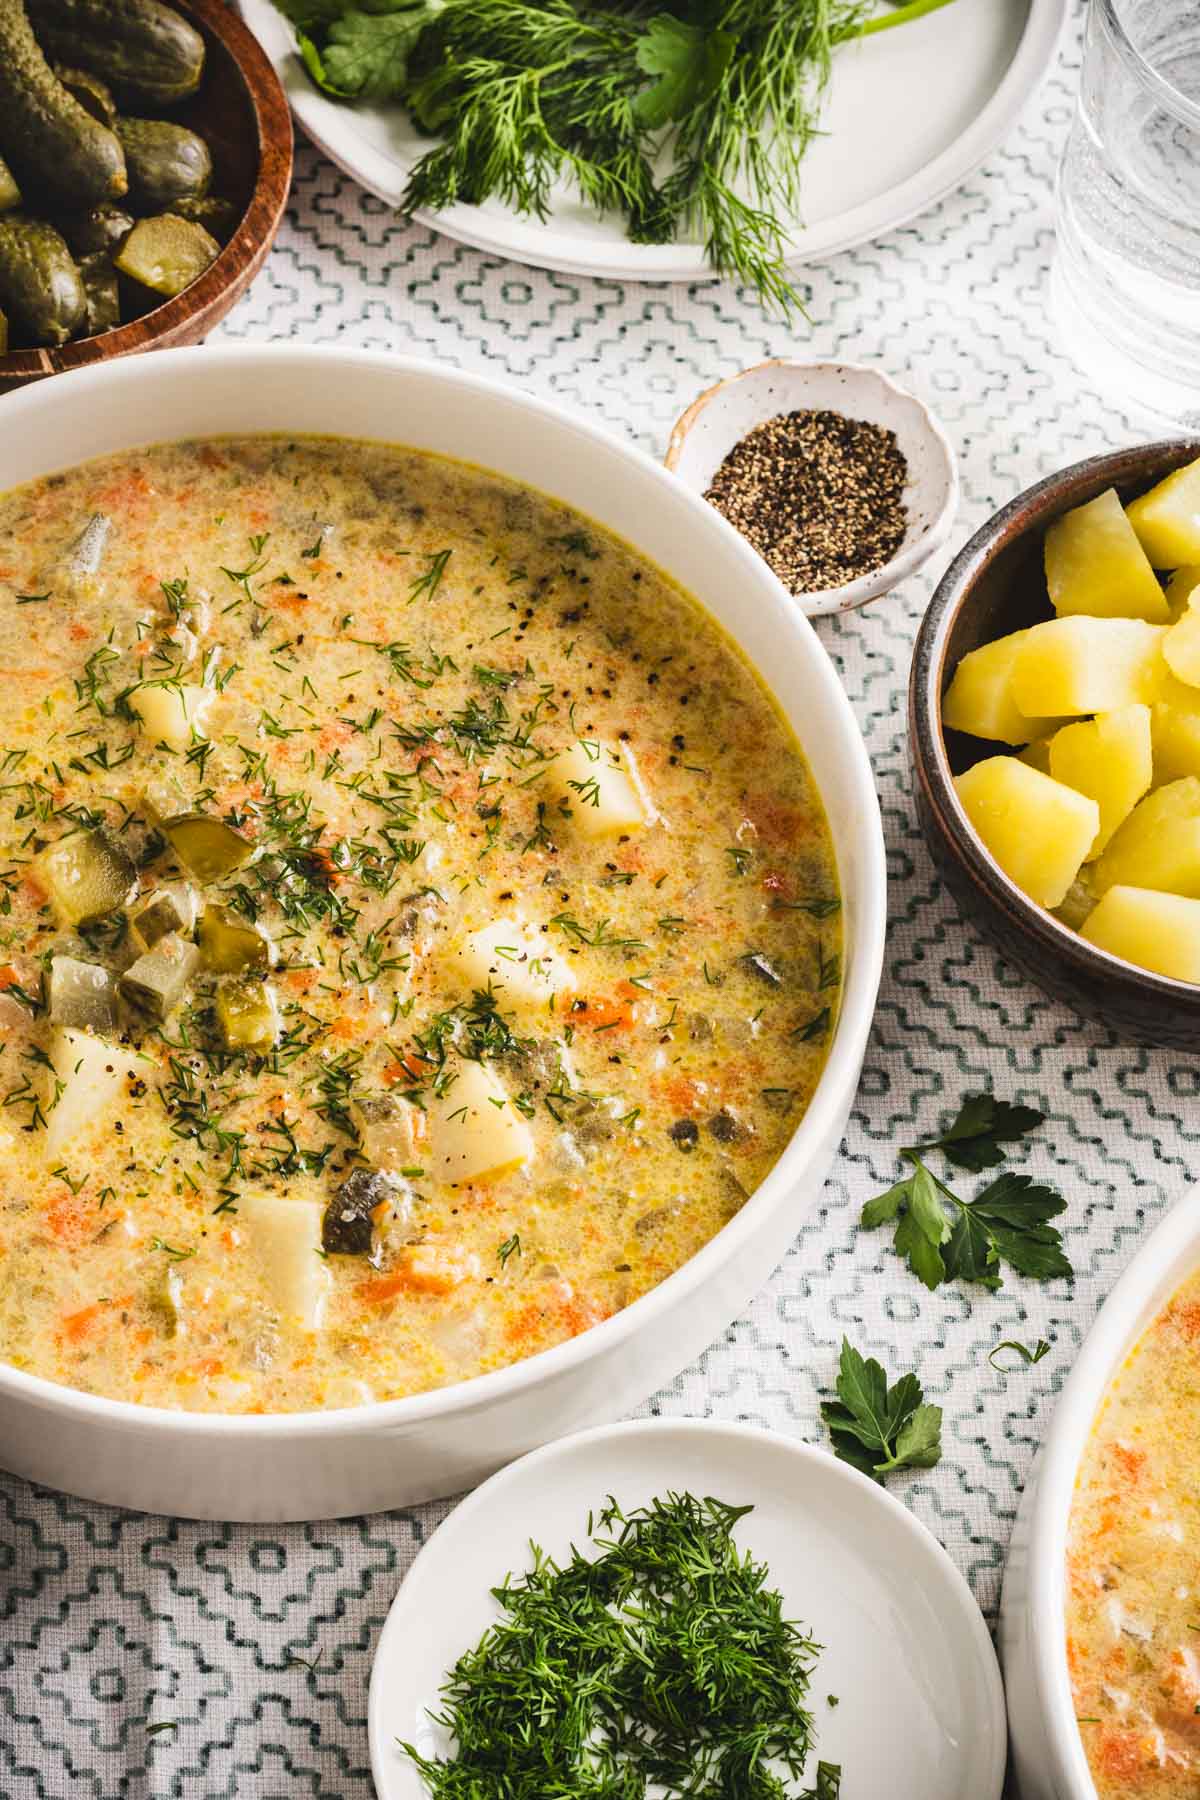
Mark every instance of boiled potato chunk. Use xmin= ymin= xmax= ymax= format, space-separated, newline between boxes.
xmin=1092 ymin=777 xmax=1200 ymax=897
xmin=1081 ymin=885 xmax=1200 ymax=982
xmin=954 ymin=756 xmax=1099 ymax=908
xmin=241 ymin=1192 xmax=330 ymax=1331
xmin=1126 ymin=457 xmax=1200 ymax=567
xmin=1163 ymin=606 xmax=1200 ymax=687
xmin=45 ymin=1026 xmax=147 ymax=1157
xmin=1166 ymin=566 xmax=1200 ymax=618
xmin=1011 ymin=618 xmax=1166 ymax=718
xmin=429 ymin=1060 xmax=534 ymax=1184
xmin=1044 ymin=488 xmax=1167 ymax=622
xmin=1018 ymin=737 xmax=1052 ymax=773
xmin=453 ymin=917 xmax=576 ymax=1007
xmin=942 ymin=630 xmax=1060 ymax=745
xmin=130 ymin=680 xmax=213 ymax=750
xmin=1047 ymin=704 xmax=1152 ymax=858
xmin=1152 ymin=678 xmax=1200 ymax=784
xmin=548 ymin=738 xmax=652 ymax=836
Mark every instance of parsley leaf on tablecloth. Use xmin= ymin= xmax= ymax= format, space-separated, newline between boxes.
xmin=862 ymin=1093 xmax=1071 ymax=1292
xmin=907 ymin=1091 xmax=1045 ymax=1172
xmin=820 ymin=1337 xmax=943 ymax=1482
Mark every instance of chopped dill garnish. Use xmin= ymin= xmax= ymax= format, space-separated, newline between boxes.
xmin=403 ymin=1490 xmax=841 ymax=1799
xmin=497 ymin=1232 xmax=521 ymax=1266
xmin=408 ymin=548 xmax=452 ymax=605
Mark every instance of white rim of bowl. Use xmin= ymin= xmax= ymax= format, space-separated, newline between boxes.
xmin=0 ymin=343 xmax=888 ymax=1440
xmin=367 ymin=1417 xmax=1008 ymax=1800
xmin=1027 ymin=1198 xmax=1200 ymax=1796
xmin=665 ymin=359 xmax=961 ymax=616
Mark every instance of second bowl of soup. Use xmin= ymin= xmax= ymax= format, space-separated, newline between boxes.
xmin=1001 ymin=1197 xmax=1200 ymax=1800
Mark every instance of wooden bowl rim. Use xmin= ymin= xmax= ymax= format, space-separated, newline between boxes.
xmin=0 ymin=0 xmax=292 ymax=382
xmin=909 ymin=436 xmax=1200 ymax=1008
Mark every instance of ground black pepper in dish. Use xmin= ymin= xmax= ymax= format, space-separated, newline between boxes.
xmin=704 ymin=408 xmax=909 ymax=594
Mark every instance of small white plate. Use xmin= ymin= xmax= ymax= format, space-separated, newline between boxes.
xmin=665 ymin=360 xmax=960 ymax=617
xmin=238 ymin=0 xmax=1067 ymax=282
xmin=368 ymin=1420 xmax=1006 ymax=1800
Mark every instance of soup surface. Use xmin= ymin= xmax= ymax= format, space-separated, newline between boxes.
xmin=1067 ymin=1266 xmax=1200 ymax=1794
xmin=0 ymin=437 xmax=839 ymax=1413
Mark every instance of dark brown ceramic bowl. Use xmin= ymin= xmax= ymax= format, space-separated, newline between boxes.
xmin=910 ymin=439 xmax=1200 ymax=1050
xmin=0 ymin=0 xmax=292 ymax=392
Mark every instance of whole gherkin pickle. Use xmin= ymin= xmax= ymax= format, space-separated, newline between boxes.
xmin=169 ymin=193 xmax=239 ymax=241
xmin=53 ymin=62 xmax=117 ymax=126
xmin=0 ymin=0 xmax=128 ymax=206
xmin=57 ymin=203 xmax=134 ymax=259
xmin=0 ymin=154 xmax=20 ymax=213
xmin=116 ymin=117 xmax=211 ymax=212
xmin=26 ymin=0 xmax=206 ymax=107
xmin=0 ymin=216 xmax=86 ymax=348
xmin=78 ymin=251 xmax=120 ymax=335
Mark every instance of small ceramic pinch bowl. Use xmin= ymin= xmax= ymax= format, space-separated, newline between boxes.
xmin=910 ymin=438 xmax=1200 ymax=1050
xmin=664 ymin=359 xmax=960 ymax=618
xmin=369 ymin=1419 xmax=1007 ymax=1800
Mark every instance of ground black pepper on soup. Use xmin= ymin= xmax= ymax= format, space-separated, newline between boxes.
xmin=0 ymin=436 xmax=840 ymax=1412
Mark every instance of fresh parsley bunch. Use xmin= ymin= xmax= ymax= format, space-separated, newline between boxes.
xmin=861 ymin=1094 xmax=1073 ymax=1292
xmin=270 ymin=0 xmax=956 ymax=312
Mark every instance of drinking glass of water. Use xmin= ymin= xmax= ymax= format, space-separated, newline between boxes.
xmin=1052 ymin=0 xmax=1200 ymax=427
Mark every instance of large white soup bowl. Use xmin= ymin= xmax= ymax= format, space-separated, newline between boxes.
xmin=1001 ymin=1199 xmax=1200 ymax=1799
xmin=0 ymin=347 xmax=885 ymax=1521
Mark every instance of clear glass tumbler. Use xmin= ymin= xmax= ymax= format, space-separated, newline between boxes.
xmin=1052 ymin=0 xmax=1200 ymax=427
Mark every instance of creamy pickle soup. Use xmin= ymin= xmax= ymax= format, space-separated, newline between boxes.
xmin=0 ymin=437 xmax=839 ymax=1414
xmin=1067 ymin=1267 xmax=1200 ymax=1794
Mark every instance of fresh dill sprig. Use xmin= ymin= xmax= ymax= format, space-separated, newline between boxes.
xmin=271 ymin=0 xmax=958 ymax=313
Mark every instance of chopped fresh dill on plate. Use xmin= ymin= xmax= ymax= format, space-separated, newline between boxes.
xmin=402 ymin=1489 xmax=841 ymax=1798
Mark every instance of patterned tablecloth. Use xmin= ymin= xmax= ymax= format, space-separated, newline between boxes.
xmin=5 ymin=3 xmax=1191 ymax=1793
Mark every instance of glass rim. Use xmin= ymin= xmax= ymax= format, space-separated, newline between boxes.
xmin=1098 ymin=0 xmax=1200 ymax=130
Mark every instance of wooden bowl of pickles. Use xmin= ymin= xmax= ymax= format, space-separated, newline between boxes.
xmin=0 ymin=0 xmax=292 ymax=390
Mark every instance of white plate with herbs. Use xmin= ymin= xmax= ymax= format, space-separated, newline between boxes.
xmin=368 ymin=1418 xmax=1006 ymax=1800
xmin=238 ymin=0 xmax=1066 ymax=296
